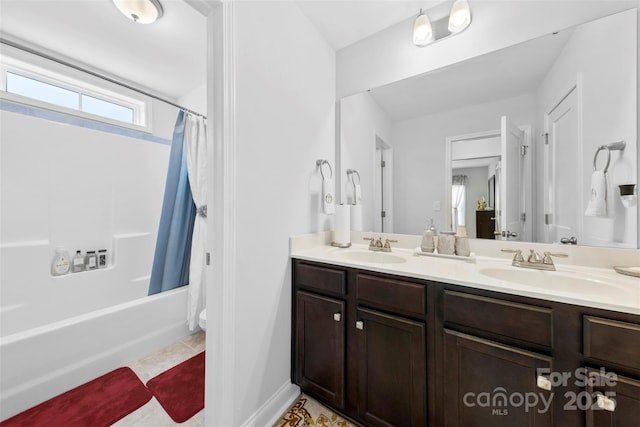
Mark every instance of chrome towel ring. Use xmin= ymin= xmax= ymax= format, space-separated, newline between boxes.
xmin=316 ymin=159 xmax=333 ymax=180
xmin=346 ymin=169 xmax=360 ymax=185
xmin=592 ymin=141 xmax=625 ymax=173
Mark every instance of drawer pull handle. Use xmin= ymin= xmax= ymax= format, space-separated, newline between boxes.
xmin=595 ymin=393 xmax=616 ymax=412
xmin=333 ymin=313 xmax=342 ymax=322
xmin=355 ymin=321 xmax=364 ymax=330
xmin=536 ymin=375 xmax=552 ymax=391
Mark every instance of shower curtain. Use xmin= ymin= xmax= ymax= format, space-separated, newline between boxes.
xmin=149 ymin=110 xmax=207 ymax=330
xmin=184 ymin=113 xmax=207 ymax=331
xmin=149 ymin=111 xmax=196 ymax=296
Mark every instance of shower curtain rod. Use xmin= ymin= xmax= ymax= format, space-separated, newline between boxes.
xmin=0 ymin=38 xmax=207 ymax=119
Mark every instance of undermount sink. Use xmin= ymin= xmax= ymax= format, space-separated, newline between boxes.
xmin=331 ymin=250 xmax=407 ymax=264
xmin=479 ymin=267 xmax=613 ymax=296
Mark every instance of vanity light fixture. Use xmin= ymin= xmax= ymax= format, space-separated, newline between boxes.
xmin=112 ymin=0 xmax=164 ymax=24
xmin=413 ymin=9 xmax=435 ymax=47
xmin=448 ymin=0 xmax=472 ymax=33
xmin=413 ymin=0 xmax=472 ymax=47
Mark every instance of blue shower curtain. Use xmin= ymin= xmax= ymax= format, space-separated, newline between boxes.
xmin=148 ymin=111 xmax=196 ymax=295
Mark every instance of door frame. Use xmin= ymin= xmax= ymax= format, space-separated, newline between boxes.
xmin=445 ymin=130 xmax=501 ymax=232
xmin=542 ymin=74 xmax=583 ymax=244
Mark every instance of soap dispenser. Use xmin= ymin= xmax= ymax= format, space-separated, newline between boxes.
xmin=421 ymin=219 xmax=435 ymax=253
xmin=51 ymin=246 xmax=70 ymax=276
xmin=428 ymin=218 xmax=438 ymax=235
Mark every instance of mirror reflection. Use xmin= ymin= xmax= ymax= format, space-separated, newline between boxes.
xmin=339 ymin=9 xmax=638 ymax=248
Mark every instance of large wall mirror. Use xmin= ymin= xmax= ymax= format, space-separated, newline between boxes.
xmin=339 ymin=9 xmax=638 ymax=249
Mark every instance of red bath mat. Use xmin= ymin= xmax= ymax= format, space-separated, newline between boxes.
xmin=146 ymin=351 xmax=205 ymax=423
xmin=0 ymin=367 xmax=152 ymax=427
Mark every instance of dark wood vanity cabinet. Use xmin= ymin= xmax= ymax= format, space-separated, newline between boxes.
xmin=441 ymin=291 xmax=554 ymax=427
xmin=292 ymin=260 xmax=428 ymax=426
xmin=292 ymin=258 xmax=640 ymax=427
xmin=295 ymin=290 xmax=345 ymax=409
xmin=583 ymin=316 xmax=640 ymax=427
xmin=443 ymin=329 xmax=552 ymax=427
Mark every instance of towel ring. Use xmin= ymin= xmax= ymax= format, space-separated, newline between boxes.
xmin=316 ymin=159 xmax=333 ymax=180
xmin=346 ymin=169 xmax=360 ymax=185
xmin=592 ymin=141 xmax=625 ymax=173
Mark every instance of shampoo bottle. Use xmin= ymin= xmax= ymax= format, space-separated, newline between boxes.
xmin=71 ymin=250 xmax=85 ymax=273
xmin=51 ymin=246 xmax=70 ymax=276
xmin=85 ymin=251 xmax=98 ymax=270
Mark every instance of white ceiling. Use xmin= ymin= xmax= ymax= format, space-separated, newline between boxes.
xmin=0 ymin=0 xmax=573 ymax=119
xmin=0 ymin=0 xmax=207 ymax=102
xmin=297 ymin=0 xmax=446 ymax=51
xmin=0 ymin=0 xmax=439 ymax=102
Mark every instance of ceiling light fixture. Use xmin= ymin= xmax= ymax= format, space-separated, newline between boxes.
xmin=413 ymin=9 xmax=435 ymax=47
xmin=413 ymin=0 xmax=472 ymax=47
xmin=112 ymin=0 xmax=164 ymax=24
xmin=448 ymin=0 xmax=472 ymax=33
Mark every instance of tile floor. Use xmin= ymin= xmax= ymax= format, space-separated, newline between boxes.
xmin=112 ymin=332 xmax=206 ymax=426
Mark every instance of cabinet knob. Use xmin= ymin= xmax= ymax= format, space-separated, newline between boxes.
xmin=333 ymin=313 xmax=342 ymax=322
xmin=595 ymin=393 xmax=616 ymax=412
xmin=355 ymin=320 xmax=364 ymax=330
xmin=536 ymin=375 xmax=552 ymax=391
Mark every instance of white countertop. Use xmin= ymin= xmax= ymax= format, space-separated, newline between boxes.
xmin=291 ymin=240 xmax=640 ymax=316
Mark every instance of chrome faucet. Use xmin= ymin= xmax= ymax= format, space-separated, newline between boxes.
xmin=363 ymin=237 xmax=397 ymax=252
xmin=501 ymin=249 xmax=568 ymax=271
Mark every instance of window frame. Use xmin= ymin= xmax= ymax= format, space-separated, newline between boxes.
xmin=0 ymin=45 xmax=152 ymax=133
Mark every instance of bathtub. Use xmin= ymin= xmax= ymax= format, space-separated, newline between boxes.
xmin=0 ymin=286 xmax=191 ymax=421
xmin=0 ymin=234 xmax=192 ymax=421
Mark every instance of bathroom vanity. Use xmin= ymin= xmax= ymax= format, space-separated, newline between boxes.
xmin=291 ymin=240 xmax=640 ymax=427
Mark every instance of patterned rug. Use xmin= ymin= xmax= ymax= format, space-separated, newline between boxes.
xmin=274 ymin=394 xmax=360 ymax=427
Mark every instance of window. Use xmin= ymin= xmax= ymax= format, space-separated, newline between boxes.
xmin=1 ymin=45 xmax=151 ymax=131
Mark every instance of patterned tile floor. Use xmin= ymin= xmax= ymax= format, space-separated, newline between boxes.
xmin=112 ymin=332 xmax=206 ymax=426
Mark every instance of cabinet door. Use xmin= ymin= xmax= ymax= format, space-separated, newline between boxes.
xmin=295 ymin=291 xmax=345 ymax=409
xmin=586 ymin=368 xmax=640 ymax=427
xmin=444 ymin=329 xmax=552 ymax=427
xmin=356 ymin=307 xmax=426 ymax=426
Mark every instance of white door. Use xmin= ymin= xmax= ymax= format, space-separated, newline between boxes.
xmin=373 ymin=135 xmax=392 ymax=233
xmin=499 ymin=116 xmax=524 ymax=240
xmin=545 ymin=88 xmax=579 ymax=244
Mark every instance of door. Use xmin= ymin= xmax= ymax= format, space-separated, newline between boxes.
xmin=295 ymin=291 xmax=345 ymax=409
xmin=356 ymin=307 xmax=426 ymax=426
xmin=545 ymin=88 xmax=579 ymax=244
xmin=373 ymin=135 xmax=392 ymax=233
xmin=443 ymin=329 xmax=552 ymax=427
xmin=499 ymin=116 xmax=524 ymax=240
xmin=586 ymin=368 xmax=640 ymax=427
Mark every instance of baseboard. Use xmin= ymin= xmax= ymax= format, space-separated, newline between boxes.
xmin=240 ymin=381 xmax=300 ymax=427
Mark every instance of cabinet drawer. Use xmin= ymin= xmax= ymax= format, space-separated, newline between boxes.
xmin=584 ymin=316 xmax=640 ymax=372
xmin=443 ymin=290 xmax=553 ymax=350
xmin=295 ymin=262 xmax=346 ymax=296
xmin=356 ymin=274 xmax=426 ymax=317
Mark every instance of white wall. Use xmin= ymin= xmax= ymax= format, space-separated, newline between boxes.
xmin=535 ymin=9 xmax=637 ymax=247
xmin=178 ymin=82 xmax=208 ymax=116
xmin=392 ymin=93 xmax=536 ymax=234
xmin=230 ymin=1 xmax=336 ymax=423
xmin=339 ymin=91 xmax=392 ymax=231
xmin=0 ymin=99 xmax=177 ymax=332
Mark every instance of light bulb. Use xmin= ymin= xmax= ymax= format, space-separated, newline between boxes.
xmin=413 ymin=11 xmax=434 ymax=47
xmin=448 ymin=0 xmax=471 ymax=33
